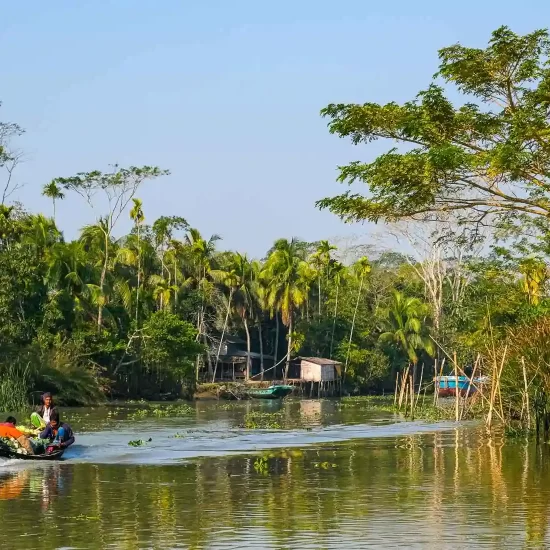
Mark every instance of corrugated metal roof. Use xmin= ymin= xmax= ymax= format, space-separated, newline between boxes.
xmin=299 ymin=357 xmax=342 ymax=366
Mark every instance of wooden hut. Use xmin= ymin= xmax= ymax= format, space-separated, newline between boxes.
xmin=299 ymin=357 xmax=341 ymax=382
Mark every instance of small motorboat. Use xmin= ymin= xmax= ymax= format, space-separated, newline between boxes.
xmin=247 ymin=385 xmax=294 ymax=400
xmin=436 ymin=375 xmax=488 ymax=397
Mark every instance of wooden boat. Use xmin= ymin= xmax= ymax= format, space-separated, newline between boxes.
xmin=436 ymin=375 xmax=488 ymax=397
xmin=247 ymin=385 xmax=294 ymax=400
xmin=0 ymin=447 xmax=65 ymax=461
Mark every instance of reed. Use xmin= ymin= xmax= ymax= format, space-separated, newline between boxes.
xmin=521 ymin=356 xmax=531 ymax=430
xmin=0 ymin=363 xmax=30 ymax=412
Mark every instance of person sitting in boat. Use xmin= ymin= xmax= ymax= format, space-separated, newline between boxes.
xmin=0 ymin=417 xmax=35 ymax=455
xmin=36 ymin=392 xmax=58 ymax=426
xmin=39 ymin=413 xmax=75 ymax=449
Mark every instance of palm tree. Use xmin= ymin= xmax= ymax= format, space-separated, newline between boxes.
xmin=80 ymin=218 xmax=112 ymax=329
xmin=210 ymin=252 xmax=245 ymax=381
xmin=150 ymin=275 xmax=178 ymax=311
xmin=129 ymin=198 xmax=145 ymax=325
xmin=42 ymin=181 xmax=65 ymax=221
xmin=252 ymin=262 xmax=269 ymax=380
xmin=263 ymin=238 xmax=309 ymax=380
xmin=344 ymin=257 xmax=371 ymax=380
xmin=519 ymin=258 xmax=548 ymax=306
xmin=329 ymin=260 xmax=347 ymax=358
xmin=311 ymin=240 xmax=336 ymax=316
xmin=184 ymin=228 xmax=220 ymax=379
xmin=22 ymin=214 xmax=62 ymax=261
xmin=379 ymin=290 xmax=434 ymax=381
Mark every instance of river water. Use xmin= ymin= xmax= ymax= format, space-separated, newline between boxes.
xmin=0 ymin=398 xmax=549 ymax=549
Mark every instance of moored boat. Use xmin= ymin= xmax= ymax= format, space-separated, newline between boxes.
xmin=247 ymin=385 xmax=294 ymax=400
xmin=436 ymin=375 xmax=488 ymax=397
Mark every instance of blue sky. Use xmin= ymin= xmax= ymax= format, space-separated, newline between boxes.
xmin=1 ymin=1 xmax=548 ymax=257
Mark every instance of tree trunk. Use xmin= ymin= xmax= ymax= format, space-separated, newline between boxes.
xmin=258 ymin=320 xmax=264 ymax=381
xmin=285 ymin=314 xmax=293 ymax=382
xmin=330 ymin=281 xmax=340 ymax=358
xmin=318 ymin=275 xmax=322 ymax=316
xmin=136 ymin=223 xmax=141 ymax=326
xmin=97 ymin=231 xmax=109 ymax=330
xmin=195 ymin=302 xmax=204 ymax=381
xmin=213 ymin=290 xmax=232 ymax=383
xmin=274 ymin=313 xmax=279 ymax=373
xmin=204 ymin=332 xmax=213 ymax=377
xmin=244 ymin=315 xmax=251 ymax=381
xmin=344 ymin=276 xmax=364 ymax=383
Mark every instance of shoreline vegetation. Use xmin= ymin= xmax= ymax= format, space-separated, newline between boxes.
xmin=3 ymin=26 xmax=550 ymax=442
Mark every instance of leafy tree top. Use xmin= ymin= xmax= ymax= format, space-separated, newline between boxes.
xmin=317 ymin=27 xmax=550 ymax=227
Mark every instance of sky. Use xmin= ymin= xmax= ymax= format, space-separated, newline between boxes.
xmin=1 ymin=0 xmax=549 ymax=257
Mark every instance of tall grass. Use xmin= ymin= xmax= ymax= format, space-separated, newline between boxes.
xmin=0 ymin=346 xmax=105 ymax=410
xmin=0 ymin=363 xmax=31 ymax=412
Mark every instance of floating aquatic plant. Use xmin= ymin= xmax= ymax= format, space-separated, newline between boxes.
xmin=128 ymin=438 xmax=152 ymax=447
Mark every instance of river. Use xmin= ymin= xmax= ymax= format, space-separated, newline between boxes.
xmin=0 ymin=398 xmax=548 ymax=549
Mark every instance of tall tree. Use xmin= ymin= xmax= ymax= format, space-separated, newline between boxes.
xmin=379 ymin=290 xmax=434 ymax=373
xmin=210 ymin=252 xmax=242 ymax=381
xmin=318 ymin=27 xmax=550 ymax=233
xmin=184 ymin=227 xmax=220 ymax=379
xmin=129 ymin=198 xmax=145 ymax=325
xmin=0 ymin=106 xmax=24 ymax=205
xmin=329 ymin=260 xmax=347 ymax=358
xmin=263 ymin=238 xmax=309 ymax=380
xmin=41 ymin=181 xmax=65 ymax=221
xmin=310 ymin=240 xmax=337 ymax=316
xmin=52 ymin=165 xmax=168 ymax=329
xmin=344 ymin=257 xmax=371 ymax=380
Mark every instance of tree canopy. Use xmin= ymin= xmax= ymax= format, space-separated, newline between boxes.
xmin=317 ymin=27 xmax=550 ymax=229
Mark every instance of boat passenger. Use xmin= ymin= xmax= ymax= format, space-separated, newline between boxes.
xmin=36 ymin=392 xmax=58 ymax=425
xmin=0 ymin=417 xmax=35 ymax=455
xmin=40 ymin=413 xmax=75 ymax=449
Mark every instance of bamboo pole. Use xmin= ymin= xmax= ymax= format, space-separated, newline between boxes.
xmin=434 ymin=358 xmax=445 ymax=407
xmin=433 ymin=358 xmax=438 ymax=405
xmin=521 ymin=356 xmax=531 ymax=430
xmin=399 ymin=365 xmax=410 ymax=409
xmin=430 ymin=336 xmax=504 ymax=424
xmin=460 ymin=357 xmax=478 ymax=420
xmin=394 ymin=372 xmax=400 ymax=407
xmin=454 ymin=352 xmax=459 ymax=422
xmin=415 ymin=363 xmax=424 ymax=408
xmin=409 ymin=374 xmax=415 ymax=420
xmin=486 ymin=346 xmax=507 ymax=428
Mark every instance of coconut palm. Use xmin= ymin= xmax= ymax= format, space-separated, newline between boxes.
xmin=344 ymin=257 xmax=371 ymax=380
xmin=519 ymin=258 xmax=548 ymax=306
xmin=329 ymin=260 xmax=347 ymax=358
xmin=42 ymin=181 xmax=65 ymax=221
xmin=129 ymin=198 xmax=145 ymax=325
xmin=310 ymin=240 xmax=337 ymax=316
xmin=184 ymin=227 xmax=220 ymax=379
xmin=80 ymin=218 xmax=112 ymax=329
xmin=262 ymin=238 xmax=309 ymax=379
xmin=210 ymin=252 xmax=249 ymax=381
xmin=378 ymin=290 xmax=435 ymax=373
xmin=22 ymin=214 xmax=62 ymax=260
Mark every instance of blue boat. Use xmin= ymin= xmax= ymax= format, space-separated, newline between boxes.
xmin=436 ymin=375 xmax=487 ymax=397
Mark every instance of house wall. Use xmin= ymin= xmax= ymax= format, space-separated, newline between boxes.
xmin=301 ymin=361 xmax=336 ymax=382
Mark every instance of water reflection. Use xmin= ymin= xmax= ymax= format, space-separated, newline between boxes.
xmin=1 ymin=427 xmax=550 ymax=548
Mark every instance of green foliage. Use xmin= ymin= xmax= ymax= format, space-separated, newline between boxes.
xmin=318 ymin=27 xmax=550 ymax=228
xmin=141 ymin=311 xmax=203 ymax=381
